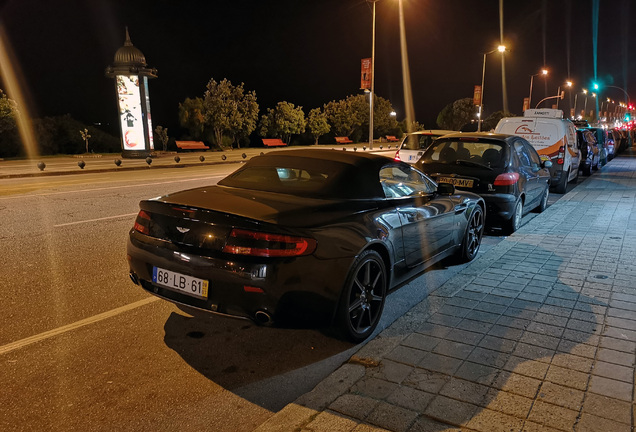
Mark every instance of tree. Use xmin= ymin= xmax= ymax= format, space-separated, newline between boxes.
xmin=203 ymin=78 xmax=259 ymax=149
xmin=436 ymin=98 xmax=477 ymax=130
xmin=0 ymin=89 xmax=17 ymax=134
xmin=482 ymin=110 xmax=515 ymax=132
xmin=178 ymin=97 xmax=205 ymax=140
xmin=307 ymin=108 xmax=330 ymax=144
xmin=80 ymin=128 xmax=91 ymax=153
xmin=372 ymin=96 xmax=400 ymax=137
xmin=228 ymin=89 xmax=258 ymax=149
xmin=324 ymin=96 xmax=365 ymax=137
xmin=154 ymin=125 xmax=169 ymax=151
xmin=259 ymin=101 xmax=306 ymax=144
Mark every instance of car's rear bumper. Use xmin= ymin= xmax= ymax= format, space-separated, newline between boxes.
xmin=127 ymin=235 xmax=351 ymax=324
xmin=481 ymin=193 xmax=517 ymax=225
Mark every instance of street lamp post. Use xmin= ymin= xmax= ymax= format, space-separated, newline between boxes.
xmin=528 ymin=69 xmax=548 ymax=110
xmin=477 ymin=45 xmax=506 ymax=132
xmin=367 ymin=0 xmax=378 ymax=150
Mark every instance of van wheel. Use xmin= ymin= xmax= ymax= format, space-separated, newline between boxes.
xmin=569 ymin=166 xmax=579 ymax=184
xmin=554 ymin=169 xmax=569 ymax=194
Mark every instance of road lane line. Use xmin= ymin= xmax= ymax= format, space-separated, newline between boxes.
xmin=0 ymin=297 xmax=159 ymax=356
xmin=0 ymin=174 xmax=226 ymax=200
xmin=54 ymin=212 xmax=139 ymax=227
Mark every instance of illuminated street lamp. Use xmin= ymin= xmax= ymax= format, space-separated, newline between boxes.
xmin=528 ymin=68 xmax=548 ymax=109
xmin=477 ymin=45 xmax=506 ymax=132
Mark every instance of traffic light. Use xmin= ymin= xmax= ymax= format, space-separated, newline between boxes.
xmin=625 ymin=113 xmax=631 ymax=122
xmin=592 ymin=82 xmax=599 ymax=91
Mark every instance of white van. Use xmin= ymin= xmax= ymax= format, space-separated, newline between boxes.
xmin=495 ymin=109 xmax=580 ymax=193
xmin=394 ymin=130 xmax=455 ymax=164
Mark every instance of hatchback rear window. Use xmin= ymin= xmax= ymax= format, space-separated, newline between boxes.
xmin=420 ymin=139 xmax=507 ymax=169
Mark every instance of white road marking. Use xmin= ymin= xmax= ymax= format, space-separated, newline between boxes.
xmin=0 ymin=174 xmax=226 ymax=199
xmin=0 ymin=297 xmax=159 ymax=356
xmin=53 ymin=213 xmax=139 ymax=227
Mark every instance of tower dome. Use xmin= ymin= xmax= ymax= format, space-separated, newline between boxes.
xmin=113 ymin=28 xmax=147 ymax=66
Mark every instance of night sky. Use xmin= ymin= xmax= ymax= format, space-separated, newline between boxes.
xmin=1 ymin=0 xmax=635 ymax=137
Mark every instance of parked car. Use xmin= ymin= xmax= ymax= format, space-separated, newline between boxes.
xmin=127 ymin=149 xmax=485 ymax=342
xmin=394 ymin=130 xmax=455 ymax=163
xmin=415 ymin=132 xmax=552 ymax=235
xmin=576 ymin=128 xmax=600 ymax=175
xmin=495 ymin=109 xmax=580 ymax=194
xmin=583 ymin=127 xmax=608 ymax=167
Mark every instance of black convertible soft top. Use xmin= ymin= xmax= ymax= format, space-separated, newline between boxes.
xmin=219 ymin=149 xmax=398 ymax=199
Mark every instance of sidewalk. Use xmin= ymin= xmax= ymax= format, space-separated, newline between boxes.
xmin=254 ymin=150 xmax=636 ymax=432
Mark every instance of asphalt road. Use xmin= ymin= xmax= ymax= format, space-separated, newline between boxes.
xmin=0 ymin=162 xmax=568 ymax=431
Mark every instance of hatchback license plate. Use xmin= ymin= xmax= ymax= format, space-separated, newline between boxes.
xmin=153 ymin=267 xmax=208 ymax=299
xmin=438 ymin=177 xmax=474 ymax=188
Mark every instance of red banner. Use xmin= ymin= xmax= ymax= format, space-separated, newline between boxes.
xmin=361 ymin=58 xmax=372 ymax=90
xmin=473 ymin=86 xmax=482 ymax=106
xmin=522 ymin=97 xmax=530 ymax=112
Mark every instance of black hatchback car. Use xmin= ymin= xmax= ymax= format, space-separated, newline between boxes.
xmin=415 ymin=132 xmax=552 ymax=234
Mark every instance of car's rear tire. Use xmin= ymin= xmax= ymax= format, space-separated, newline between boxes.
xmin=454 ymin=206 xmax=484 ymax=263
xmin=504 ymin=199 xmax=523 ymax=235
xmin=534 ymin=186 xmax=549 ymax=213
xmin=336 ymin=250 xmax=387 ymax=343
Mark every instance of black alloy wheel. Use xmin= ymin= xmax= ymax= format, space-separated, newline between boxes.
xmin=337 ymin=250 xmax=387 ymax=343
xmin=455 ymin=206 xmax=484 ymax=263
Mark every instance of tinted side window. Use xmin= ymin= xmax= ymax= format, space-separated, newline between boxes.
xmin=379 ymin=164 xmax=436 ymax=198
xmin=513 ymin=141 xmax=532 ymax=168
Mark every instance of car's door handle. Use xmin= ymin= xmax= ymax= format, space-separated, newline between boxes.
xmin=454 ymin=204 xmax=468 ymax=214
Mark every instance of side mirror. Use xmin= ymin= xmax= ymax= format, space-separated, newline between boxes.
xmin=437 ymin=182 xmax=455 ymax=195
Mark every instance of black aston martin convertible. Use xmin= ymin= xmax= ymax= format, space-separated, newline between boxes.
xmin=127 ymin=149 xmax=485 ymax=342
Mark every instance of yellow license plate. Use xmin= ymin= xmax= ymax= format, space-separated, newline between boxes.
xmin=438 ymin=177 xmax=474 ymax=188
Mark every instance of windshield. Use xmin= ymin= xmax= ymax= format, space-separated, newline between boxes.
xmin=420 ymin=139 xmax=508 ymax=169
xmin=400 ymin=134 xmax=440 ymax=151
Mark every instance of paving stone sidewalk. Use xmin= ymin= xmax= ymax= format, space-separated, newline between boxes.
xmin=254 ymin=151 xmax=636 ymax=432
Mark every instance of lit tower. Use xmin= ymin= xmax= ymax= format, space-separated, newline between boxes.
xmin=105 ymin=29 xmax=157 ymax=158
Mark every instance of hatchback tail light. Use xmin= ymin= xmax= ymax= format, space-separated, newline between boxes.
xmin=493 ymin=172 xmax=520 ymax=186
xmin=223 ymin=228 xmax=317 ymax=257
xmin=133 ymin=210 xmax=151 ymax=235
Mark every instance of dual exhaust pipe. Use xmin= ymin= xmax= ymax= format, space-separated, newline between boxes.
xmin=130 ymin=271 xmax=274 ymax=325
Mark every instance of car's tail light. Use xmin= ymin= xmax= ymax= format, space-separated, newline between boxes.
xmin=394 ymin=151 xmax=401 ymax=161
xmin=493 ymin=172 xmax=520 ymax=186
xmin=133 ymin=210 xmax=151 ymax=235
xmin=223 ymin=229 xmax=317 ymax=257
xmin=557 ymin=146 xmax=564 ymax=165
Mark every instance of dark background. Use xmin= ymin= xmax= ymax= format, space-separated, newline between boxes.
xmin=1 ymin=0 xmax=634 ymax=136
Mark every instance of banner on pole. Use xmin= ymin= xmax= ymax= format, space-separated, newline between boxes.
xmin=522 ymin=97 xmax=530 ymax=112
xmin=361 ymin=58 xmax=372 ymax=90
xmin=473 ymin=86 xmax=482 ymax=106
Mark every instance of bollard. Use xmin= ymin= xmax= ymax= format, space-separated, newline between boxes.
xmin=174 ymin=156 xmax=180 ymax=163
xmin=78 ymin=160 xmax=86 ymax=169
xmin=37 ymin=162 xmax=45 ymax=171
xmin=145 ymin=157 xmax=152 ymax=166
xmin=199 ymin=156 xmax=205 ymax=162
xmin=114 ymin=159 xmax=122 ymax=167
